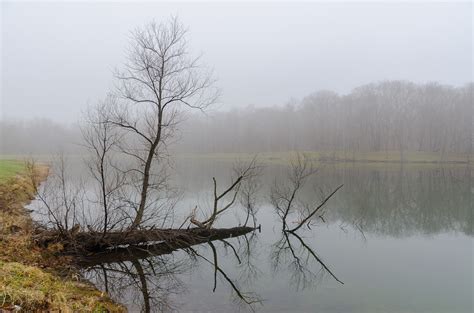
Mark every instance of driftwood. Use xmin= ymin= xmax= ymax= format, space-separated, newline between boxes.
xmin=34 ymin=226 xmax=257 ymax=256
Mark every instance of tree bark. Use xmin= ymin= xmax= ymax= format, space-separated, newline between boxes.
xmin=35 ymin=226 xmax=256 ymax=256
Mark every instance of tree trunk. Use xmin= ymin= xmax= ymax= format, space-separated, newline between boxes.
xmin=34 ymin=226 xmax=256 ymax=255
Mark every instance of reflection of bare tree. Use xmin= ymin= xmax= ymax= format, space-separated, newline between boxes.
xmin=271 ymin=230 xmax=343 ymax=291
xmin=235 ymin=232 xmax=261 ymax=286
xmin=188 ymin=239 xmax=262 ymax=311
xmin=85 ymin=256 xmax=186 ymax=313
xmin=81 ymin=230 xmax=262 ymax=312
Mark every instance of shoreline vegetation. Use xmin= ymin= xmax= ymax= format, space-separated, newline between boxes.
xmin=0 ymin=160 xmax=123 ymax=312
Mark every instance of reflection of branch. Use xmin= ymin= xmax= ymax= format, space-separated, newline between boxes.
xmin=131 ymin=259 xmax=151 ymax=313
xmin=209 ymin=242 xmax=219 ymax=292
xmin=219 ymin=239 xmax=242 ymax=264
xmin=271 ymin=230 xmax=343 ymax=289
xmin=290 ymin=232 xmax=343 ymax=284
xmin=237 ymin=233 xmax=260 ymax=285
xmin=85 ymin=256 xmax=185 ymax=313
xmin=101 ymin=264 xmax=109 ymax=293
xmin=188 ymin=244 xmax=262 ymax=308
xmin=83 ymin=230 xmax=261 ymax=311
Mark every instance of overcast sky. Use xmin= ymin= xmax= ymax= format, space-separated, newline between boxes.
xmin=1 ymin=1 xmax=472 ymax=122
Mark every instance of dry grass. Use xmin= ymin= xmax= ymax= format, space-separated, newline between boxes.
xmin=0 ymin=161 xmax=125 ymax=312
xmin=0 ymin=261 xmax=120 ymax=312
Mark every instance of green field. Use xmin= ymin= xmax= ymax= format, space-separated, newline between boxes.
xmin=0 ymin=160 xmax=26 ymax=182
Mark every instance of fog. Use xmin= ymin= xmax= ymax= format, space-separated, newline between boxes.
xmin=1 ymin=81 xmax=471 ymax=157
xmin=1 ymin=1 xmax=472 ymax=122
xmin=1 ymin=2 xmax=472 ymax=155
xmin=178 ymin=81 xmax=473 ymax=156
xmin=1 ymin=3 xmax=473 ymax=312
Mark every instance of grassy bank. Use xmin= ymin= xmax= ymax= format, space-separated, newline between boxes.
xmin=0 ymin=160 xmax=124 ymax=312
xmin=178 ymin=150 xmax=473 ymax=167
xmin=0 ymin=160 xmax=28 ymax=182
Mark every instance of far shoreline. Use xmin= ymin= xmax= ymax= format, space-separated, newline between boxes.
xmin=1 ymin=150 xmax=472 ymax=168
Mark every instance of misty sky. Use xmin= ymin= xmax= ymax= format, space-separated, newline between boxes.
xmin=1 ymin=1 xmax=472 ymax=122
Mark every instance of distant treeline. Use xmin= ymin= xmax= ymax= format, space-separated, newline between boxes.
xmin=1 ymin=81 xmax=472 ymax=157
xmin=0 ymin=118 xmax=82 ymax=155
xmin=178 ymin=81 xmax=472 ymax=159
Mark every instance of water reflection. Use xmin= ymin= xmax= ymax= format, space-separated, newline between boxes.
xmin=80 ymin=161 xmax=472 ymax=312
xmin=271 ymin=230 xmax=343 ymax=291
xmin=86 ymin=256 xmax=186 ymax=312
xmin=82 ymin=232 xmax=263 ymax=312
xmin=324 ymin=165 xmax=473 ymax=236
xmin=176 ymin=160 xmax=473 ymax=236
xmin=81 ymin=226 xmax=344 ymax=312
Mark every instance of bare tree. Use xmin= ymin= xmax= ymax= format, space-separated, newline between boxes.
xmin=29 ymin=155 xmax=86 ymax=236
xmin=269 ymin=154 xmax=344 ymax=286
xmin=109 ymin=17 xmax=219 ymax=230
xmin=172 ymin=81 xmax=472 ymax=162
xmin=189 ymin=158 xmax=261 ymax=229
xmin=270 ymin=153 xmax=342 ymax=233
xmin=81 ymin=95 xmax=128 ymax=235
xmin=32 ymin=18 xmax=263 ymax=258
xmin=270 ymin=153 xmax=317 ymax=231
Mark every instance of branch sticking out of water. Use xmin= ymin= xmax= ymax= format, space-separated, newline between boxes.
xmin=288 ymin=184 xmax=343 ymax=233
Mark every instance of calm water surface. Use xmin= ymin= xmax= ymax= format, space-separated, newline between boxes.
xmin=80 ymin=160 xmax=472 ymax=313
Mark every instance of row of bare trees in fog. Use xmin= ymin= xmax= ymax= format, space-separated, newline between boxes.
xmin=2 ymin=81 xmax=472 ymax=159
xmin=178 ymin=81 xmax=472 ymax=158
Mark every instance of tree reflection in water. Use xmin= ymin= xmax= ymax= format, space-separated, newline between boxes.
xmin=82 ymin=226 xmax=346 ymax=312
xmin=78 ymin=163 xmax=471 ymax=312
xmin=269 ymin=154 xmax=344 ymax=290
xmin=85 ymin=255 xmax=187 ymax=312
xmin=80 ymin=155 xmax=346 ymax=312
xmin=271 ymin=230 xmax=343 ymax=291
xmin=82 ymin=231 xmax=263 ymax=312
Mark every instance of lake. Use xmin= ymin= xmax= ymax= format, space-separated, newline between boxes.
xmin=42 ymin=158 xmax=473 ymax=312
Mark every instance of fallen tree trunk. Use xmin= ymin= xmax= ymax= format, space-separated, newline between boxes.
xmin=34 ymin=226 xmax=257 ymax=255
xmin=76 ymin=226 xmax=256 ymax=267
